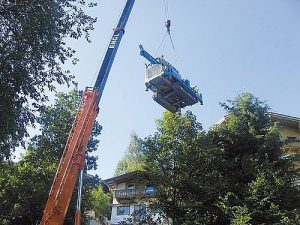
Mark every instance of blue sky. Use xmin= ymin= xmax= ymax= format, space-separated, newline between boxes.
xmin=28 ymin=0 xmax=300 ymax=179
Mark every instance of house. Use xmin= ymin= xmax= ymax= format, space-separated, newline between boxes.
xmin=104 ymin=171 xmax=169 ymax=225
xmin=104 ymin=112 xmax=300 ymax=224
xmin=268 ymin=113 xmax=300 ymax=170
xmin=218 ymin=112 xmax=300 ymax=170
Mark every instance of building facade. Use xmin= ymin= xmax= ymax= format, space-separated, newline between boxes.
xmin=268 ymin=113 xmax=300 ymax=170
xmin=104 ymin=172 xmax=167 ymax=225
xmin=218 ymin=112 xmax=300 ymax=170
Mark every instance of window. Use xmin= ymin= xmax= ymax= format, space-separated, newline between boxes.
xmin=127 ymin=184 xmax=135 ymax=190
xmin=127 ymin=184 xmax=135 ymax=196
xmin=117 ymin=206 xmax=130 ymax=215
xmin=144 ymin=184 xmax=155 ymax=195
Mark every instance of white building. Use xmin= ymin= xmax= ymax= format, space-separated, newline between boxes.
xmin=104 ymin=171 xmax=169 ymax=225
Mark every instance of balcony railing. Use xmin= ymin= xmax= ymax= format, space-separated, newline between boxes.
xmin=283 ymin=139 xmax=300 ymax=154
xmin=115 ymin=189 xmax=156 ymax=199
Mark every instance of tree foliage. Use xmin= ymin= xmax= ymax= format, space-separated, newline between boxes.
xmin=137 ymin=93 xmax=300 ymax=225
xmin=0 ymin=0 xmax=97 ymax=160
xmin=143 ymin=111 xmax=227 ymax=225
xmin=115 ymin=132 xmax=145 ymax=176
xmin=0 ymin=90 xmax=101 ymax=225
xmin=90 ymin=185 xmax=112 ymax=221
xmin=210 ymin=92 xmax=300 ymax=224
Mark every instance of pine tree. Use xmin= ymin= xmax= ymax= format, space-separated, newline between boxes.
xmin=210 ymin=92 xmax=300 ymax=224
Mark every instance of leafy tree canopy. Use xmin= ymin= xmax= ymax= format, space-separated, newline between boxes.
xmin=129 ymin=93 xmax=300 ymax=225
xmin=0 ymin=89 xmax=101 ymax=225
xmin=143 ymin=111 xmax=227 ymax=225
xmin=0 ymin=0 xmax=97 ymax=160
xmin=90 ymin=185 xmax=112 ymax=221
xmin=115 ymin=132 xmax=145 ymax=176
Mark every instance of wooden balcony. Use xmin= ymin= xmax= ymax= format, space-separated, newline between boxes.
xmin=115 ymin=189 xmax=156 ymax=199
xmin=283 ymin=139 xmax=300 ymax=154
xmin=283 ymin=146 xmax=300 ymax=154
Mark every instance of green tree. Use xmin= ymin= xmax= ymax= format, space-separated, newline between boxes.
xmin=119 ymin=93 xmax=300 ymax=225
xmin=90 ymin=185 xmax=112 ymax=221
xmin=0 ymin=0 xmax=97 ymax=160
xmin=115 ymin=132 xmax=145 ymax=176
xmin=0 ymin=90 xmax=101 ymax=225
xmin=210 ymin=92 xmax=300 ymax=224
xmin=143 ymin=111 xmax=227 ymax=225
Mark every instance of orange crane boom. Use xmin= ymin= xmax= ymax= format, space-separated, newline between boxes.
xmin=40 ymin=0 xmax=135 ymax=224
xmin=40 ymin=89 xmax=98 ymax=225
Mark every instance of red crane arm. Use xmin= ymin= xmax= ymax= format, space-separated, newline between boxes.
xmin=40 ymin=89 xmax=99 ymax=225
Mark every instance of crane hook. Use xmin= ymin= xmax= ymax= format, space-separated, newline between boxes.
xmin=165 ymin=19 xmax=171 ymax=33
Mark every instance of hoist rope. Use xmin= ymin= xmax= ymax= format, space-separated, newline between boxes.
xmin=168 ymin=31 xmax=176 ymax=51
xmin=155 ymin=31 xmax=168 ymax=56
xmin=164 ymin=0 xmax=170 ymax=20
xmin=163 ymin=0 xmax=176 ymax=51
xmin=158 ymin=0 xmax=183 ymax=71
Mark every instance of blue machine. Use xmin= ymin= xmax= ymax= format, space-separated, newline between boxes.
xmin=139 ymin=45 xmax=203 ymax=113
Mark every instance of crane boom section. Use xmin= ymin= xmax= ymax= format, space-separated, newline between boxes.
xmin=40 ymin=89 xmax=99 ymax=225
xmin=95 ymin=0 xmax=135 ymax=100
xmin=41 ymin=1 xmax=135 ymax=224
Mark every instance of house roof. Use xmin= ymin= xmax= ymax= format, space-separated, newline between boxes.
xmin=268 ymin=112 xmax=300 ymax=132
xmin=103 ymin=171 xmax=147 ymax=187
xmin=217 ymin=112 xmax=300 ymax=132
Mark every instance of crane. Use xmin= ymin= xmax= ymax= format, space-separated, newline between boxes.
xmin=139 ymin=45 xmax=203 ymax=113
xmin=39 ymin=1 xmax=135 ymax=224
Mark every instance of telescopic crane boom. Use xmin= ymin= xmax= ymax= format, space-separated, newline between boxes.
xmin=40 ymin=1 xmax=135 ymax=225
